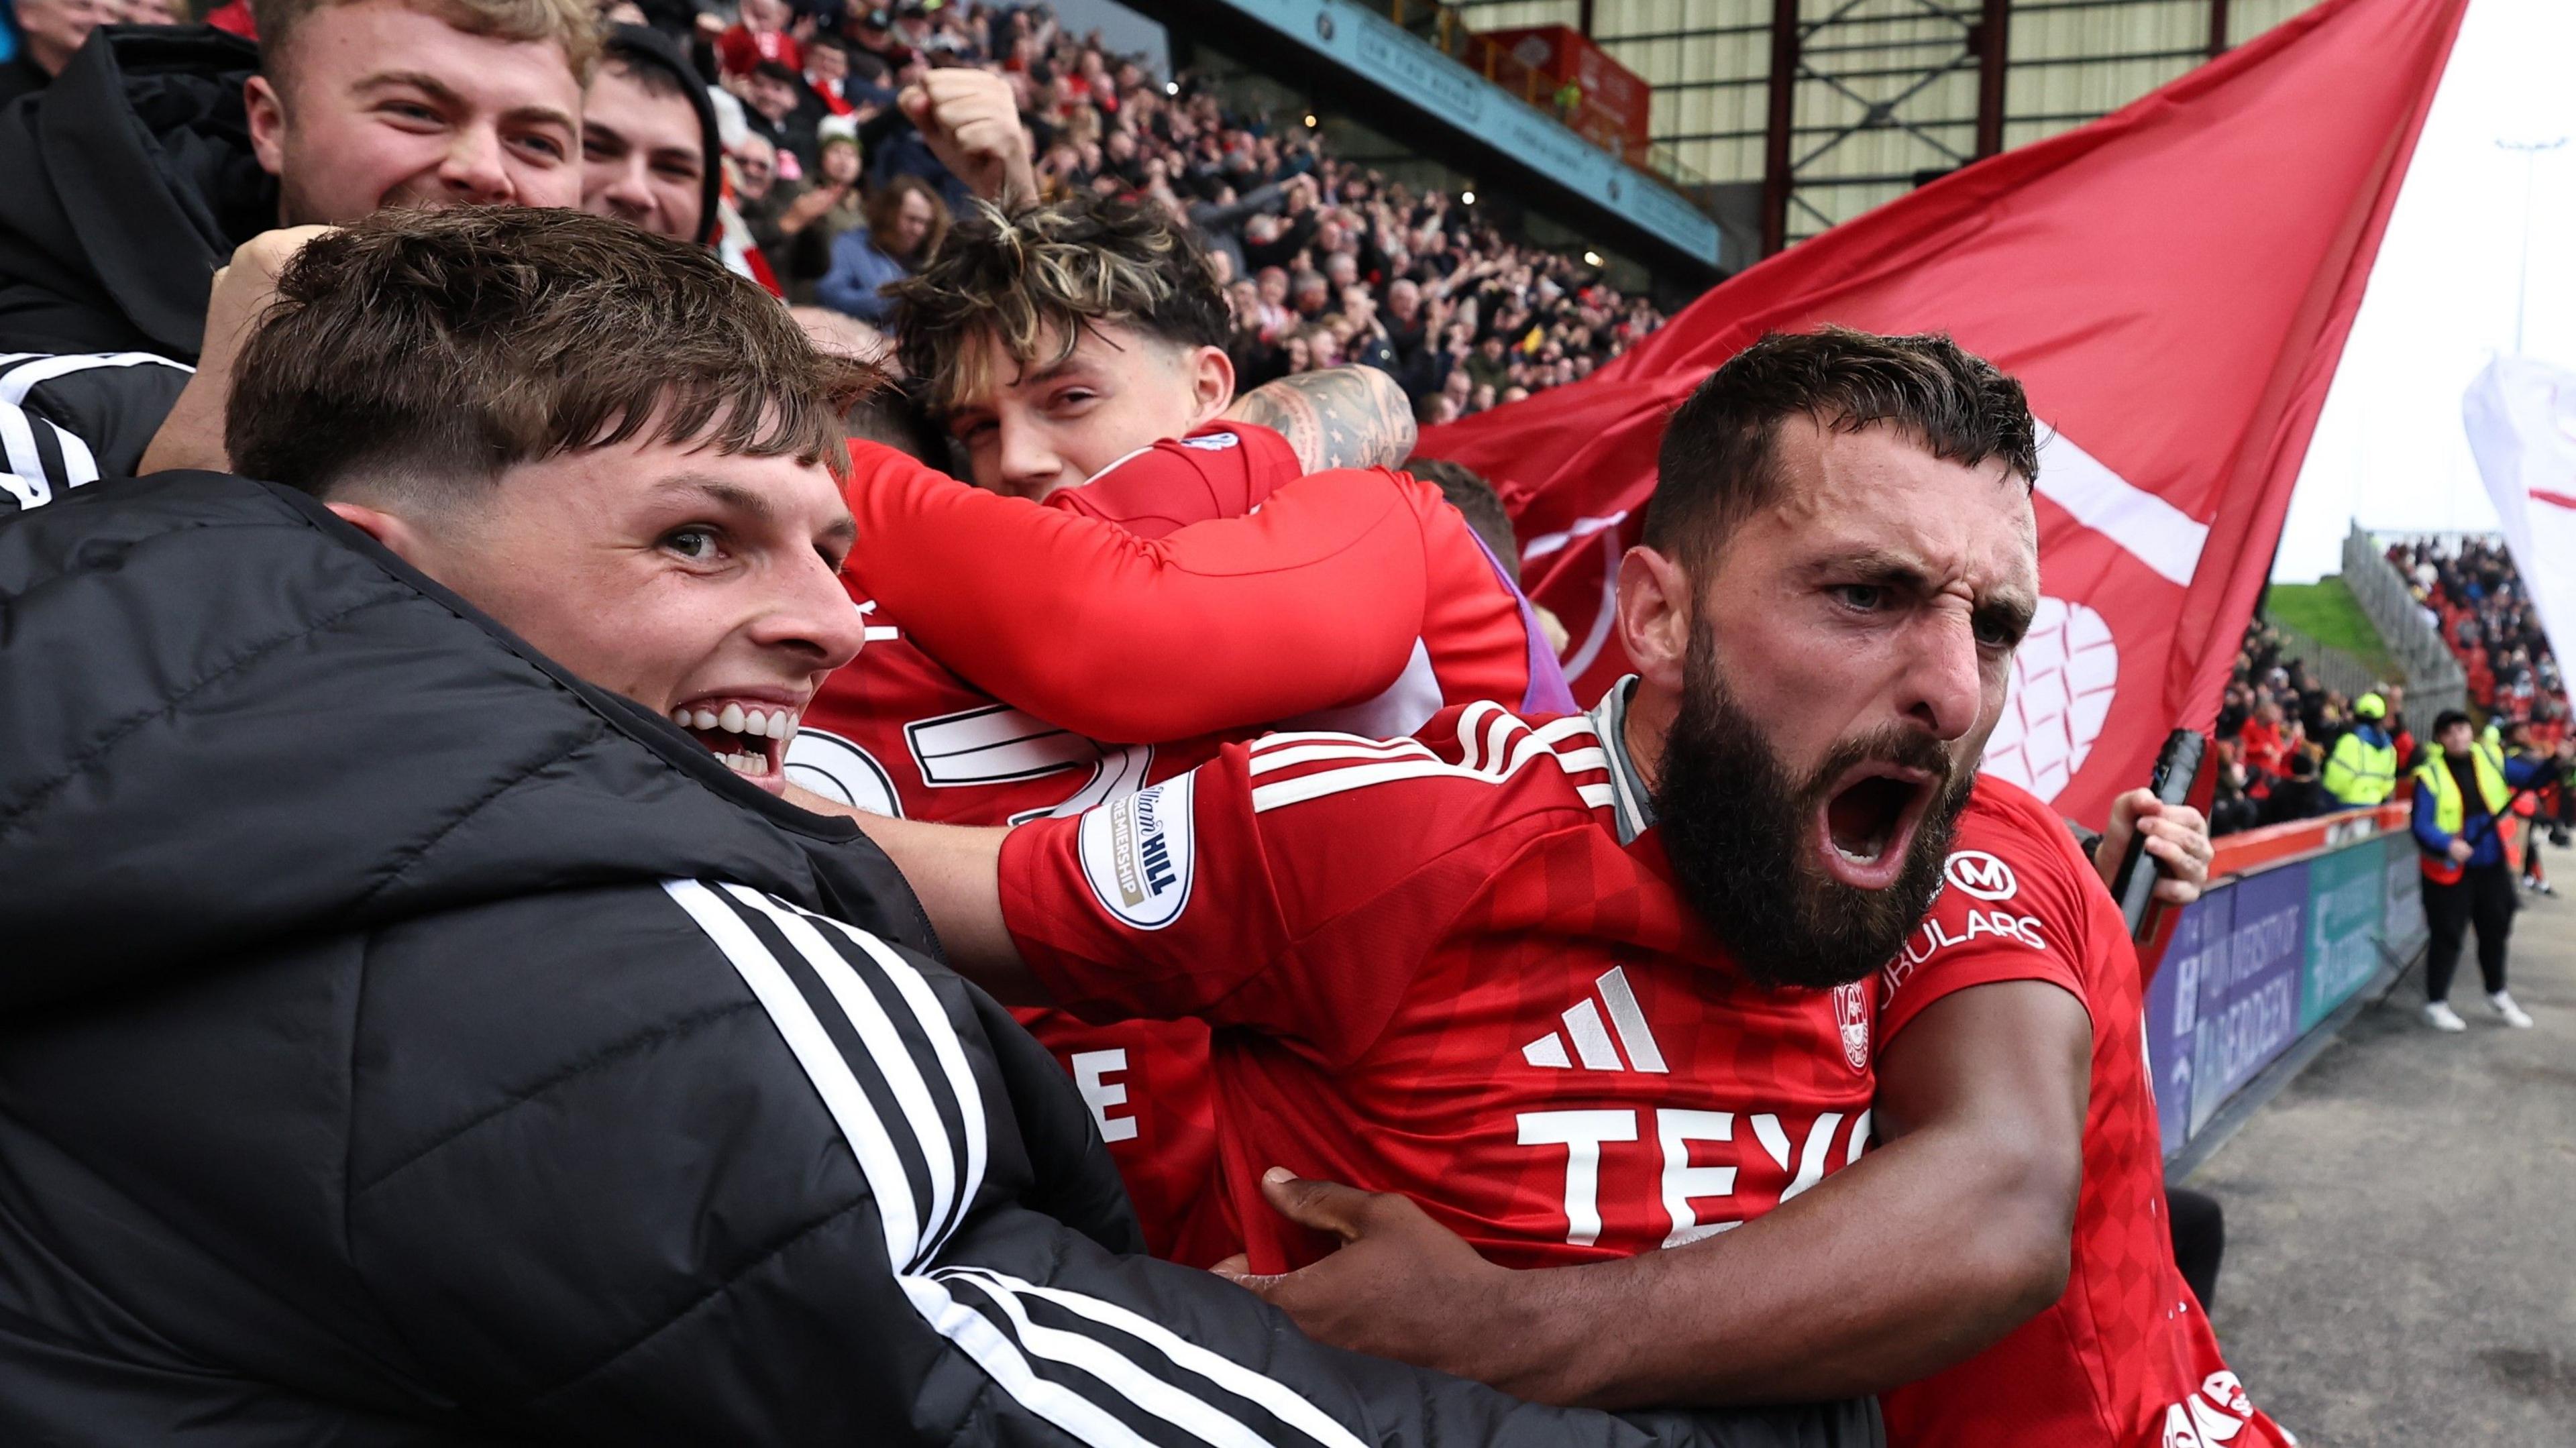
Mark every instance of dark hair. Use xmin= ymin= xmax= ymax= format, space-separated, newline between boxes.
xmin=2432 ymin=709 xmax=2475 ymax=736
xmin=1646 ymin=327 xmax=2038 ymax=563
xmin=604 ymin=41 xmax=690 ymax=101
xmin=893 ymin=193 xmax=1229 ymax=414
xmin=862 ymin=174 xmax=951 ymax=259
xmin=751 ymin=58 xmax=802 ymax=86
xmin=227 ymin=208 xmax=880 ymax=502
xmin=1406 ymin=456 xmax=1521 ymax=584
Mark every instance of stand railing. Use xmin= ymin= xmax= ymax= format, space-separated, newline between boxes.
xmin=2339 ymin=524 xmax=2468 ymax=724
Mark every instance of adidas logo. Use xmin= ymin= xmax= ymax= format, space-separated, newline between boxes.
xmin=1522 ymin=966 xmax=1667 ymax=1073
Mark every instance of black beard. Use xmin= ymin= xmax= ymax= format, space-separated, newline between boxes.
xmin=1651 ymin=634 xmax=1975 ymax=991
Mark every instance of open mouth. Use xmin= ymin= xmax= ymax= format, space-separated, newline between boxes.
xmin=1813 ymin=762 xmax=1936 ymax=891
xmin=670 ymin=699 xmax=800 ymax=797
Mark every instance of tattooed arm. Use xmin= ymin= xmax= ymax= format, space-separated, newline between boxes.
xmin=1224 ymin=364 xmax=1418 ymax=474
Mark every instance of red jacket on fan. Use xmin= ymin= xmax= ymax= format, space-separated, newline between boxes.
xmin=2235 ymin=718 xmax=2289 ymax=785
xmin=715 ymin=23 xmax=800 ymax=78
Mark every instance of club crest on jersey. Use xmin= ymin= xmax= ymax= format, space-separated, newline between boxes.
xmin=1833 ymin=982 xmax=1870 ymax=1072
xmin=1179 ymin=431 xmax=1241 ymax=451
xmin=1943 ymin=850 xmax=2019 ymax=902
xmin=1078 ymin=774 xmax=1195 ymax=930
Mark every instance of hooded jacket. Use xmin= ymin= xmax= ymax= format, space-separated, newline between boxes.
xmin=0 ymin=25 xmax=272 ymax=360
xmin=0 ymin=471 xmax=1878 ymax=1448
xmin=604 ymin=23 xmax=724 ymax=246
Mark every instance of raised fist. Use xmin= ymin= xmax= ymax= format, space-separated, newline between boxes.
xmin=898 ymin=68 xmax=1037 ymax=207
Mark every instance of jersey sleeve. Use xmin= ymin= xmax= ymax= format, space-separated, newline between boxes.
xmin=1876 ymin=789 xmax=2100 ymax=1049
xmin=1052 ymin=423 xmax=1303 ymax=539
xmin=842 ymin=441 xmax=1427 ymax=745
xmin=997 ymin=734 xmax=1566 ymax=1066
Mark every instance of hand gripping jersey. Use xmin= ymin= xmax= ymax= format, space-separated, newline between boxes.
xmin=1000 ymin=684 xmax=1878 ymax=1275
xmin=1876 ymin=777 xmax=2288 ymax=1448
xmin=796 ymin=425 xmax=1571 ymax=1262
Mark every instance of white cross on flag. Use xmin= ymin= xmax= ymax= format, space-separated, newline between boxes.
xmin=2463 ymin=355 xmax=2576 ymax=717
xmin=1419 ymin=0 xmax=2469 ymax=824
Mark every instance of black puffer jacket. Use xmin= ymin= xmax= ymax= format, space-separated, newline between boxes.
xmin=0 ymin=25 xmax=272 ymax=359
xmin=0 ymin=472 xmax=1879 ymax=1447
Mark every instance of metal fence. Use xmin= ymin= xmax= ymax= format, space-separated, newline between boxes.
xmin=2259 ymin=617 xmax=2381 ymax=703
xmin=2338 ymin=524 xmax=2468 ymax=724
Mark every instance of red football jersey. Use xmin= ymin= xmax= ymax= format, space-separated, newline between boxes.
xmin=794 ymin=424 xmax=1568 ymax=1260
xmin=1876 ymin=776 xmax=2288 ymax=1448
xmin=1000 ymin=687 xmax=1879 ymax=1274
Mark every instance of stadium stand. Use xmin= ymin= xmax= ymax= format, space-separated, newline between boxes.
xmin=2210 ymin=618 xmax=2408 ymax=836
xmin=637 ymin=0 xmax=1674 ymax=419
xmin=2387 ymin=535 xmax=2566 ymax=728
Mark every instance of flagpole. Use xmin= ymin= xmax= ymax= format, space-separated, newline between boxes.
xmin=2496 ymin=136 xmax=2565 ymax=355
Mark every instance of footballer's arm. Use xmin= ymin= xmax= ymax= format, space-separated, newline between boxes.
xmin=1223 ymin=977 xmax=2088 ymax=1408
xmin=1224 ymin=364 xmax=1418 ymax=474
xmin=798 ymin=802 xmax=1049 ymax=1001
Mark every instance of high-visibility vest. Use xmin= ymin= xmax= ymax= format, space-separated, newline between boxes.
xmin=2321 ymin=729 xmax=2398 ymax=805
xmin=2414 ymin=748 xmax=2512 ymax=883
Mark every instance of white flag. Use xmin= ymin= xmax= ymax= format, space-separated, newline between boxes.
xmin=2461 ymin=355 xmax=2576 ymax=714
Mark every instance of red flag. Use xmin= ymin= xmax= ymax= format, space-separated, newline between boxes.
xmin=1421 ymin=0 xmax=2467 ymax=825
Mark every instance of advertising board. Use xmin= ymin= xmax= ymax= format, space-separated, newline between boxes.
xmin=2159 ymin=826 xmax=2437 ymax=1162
xmin=2381 ymin=830 xmax=2428 ymax=962
xmin=2188 ymin=860 xmax=2307 ymax=1138
xmin=2145 ymin=884 xmax=2230 ymax=1156
xmin=2300 ymin=838 xmax=2385 ymax=1029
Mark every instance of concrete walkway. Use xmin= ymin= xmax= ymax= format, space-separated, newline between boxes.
xmin=2191 ymin=881 xmax=2576 ymax=1445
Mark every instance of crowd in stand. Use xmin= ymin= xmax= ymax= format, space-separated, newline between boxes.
xmin=621 ymin=0 xmax=1668 ymax=415
xmin=2206 ymin=561 xmax=2567 ymax=840
xmin=4 ymin=0 xmax=1666 ymax=415
xmin=1212 ymin=176 xmax=1668 ymax=425
xmin=2389 ymin=535 xmax=2565 ymax=726
xmin=2208 ymin=619 xmax=2384 ymax=836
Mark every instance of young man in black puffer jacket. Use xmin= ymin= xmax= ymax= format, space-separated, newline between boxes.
xmin=0 ymin=205 xmax=1876 ymax=1448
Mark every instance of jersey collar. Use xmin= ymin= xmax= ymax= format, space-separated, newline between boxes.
xmin=1587 ymin=675 xmax=1655 ymax=846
